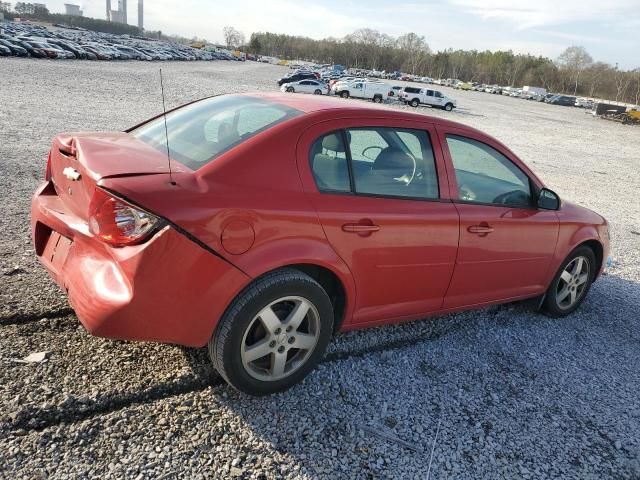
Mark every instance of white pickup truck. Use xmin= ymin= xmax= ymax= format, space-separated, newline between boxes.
xmin=333 ymin=81 xmax=391 ymax=103
xmin=399 ymin=87 xmax=457 ymax=111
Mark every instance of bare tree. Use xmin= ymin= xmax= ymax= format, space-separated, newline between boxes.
xmin=614 ymin=64 xmax=631 ymax=102
xmin=557 ymin=46 xmax=593 ymax=95
xmin=223 ymin=26 xmax=244 ymax=49
xmin=396 ymin=32 xmax=430 ymax=74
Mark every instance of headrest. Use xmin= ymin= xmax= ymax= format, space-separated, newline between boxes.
xmin=321 ymin=133 xmax=345 ymax=153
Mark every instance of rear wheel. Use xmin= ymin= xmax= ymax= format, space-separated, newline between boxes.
xmin=340 ymin=91 xmax=349 ymax=99
xmin=373 ymin=95 xmax=383 ymax=103
xmin=209 ymin=269 xmax=334 ymax=395
xmin=286 ymin=87 xmax=294 ymax=93
xmin=410 ymin=98 xmax=419 ymax=107
xmin=542 ymin=246 xmax=596 ymax=317
xmin=313 ymin=89 xmax=322 ymax=95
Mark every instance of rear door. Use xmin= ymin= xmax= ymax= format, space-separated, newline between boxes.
xmin=437 ymin=127 xmax=559 ymax=308
xmin=297 ymin=118 xmax=459 ymax=325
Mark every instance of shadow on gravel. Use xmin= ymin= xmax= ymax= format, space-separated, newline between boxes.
xmin=5 ymin=273 xmax=638 ymax=464
xmin=0 ymin=307 xmax=74 ymax=326
xmin=3 ymin=374 xmax=224 ymax=434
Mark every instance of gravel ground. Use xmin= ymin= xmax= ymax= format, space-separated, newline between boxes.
xmin=1 ymin=58 xmax=639 ymax=479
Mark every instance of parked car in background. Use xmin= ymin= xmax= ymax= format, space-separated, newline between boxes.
xmin=388 ymin=86 xmax=403 ymax=97
xmin=0 ymin=38 xmax=28 ymax=56
xmin=281 ymin=79 xmax=328 ymax=95
xmin=0 ymin=44 xmax=11 ymax=56
xmin=31 ymin=93 xmax=609 ymax=395
xmin=333 ymin=81 xmax=391 ymax=103
xmin=546 ymin=95 xmax=577 ymax=107
xmin=485 ymin=85 xmax=502 ymax=94
xmin=575 ymin=97 xmax=594 ymax=109
xmin=399 ymin=87 xmax=457 ymax=111
xmin=278 ymin=72 xmax=317 ymax=86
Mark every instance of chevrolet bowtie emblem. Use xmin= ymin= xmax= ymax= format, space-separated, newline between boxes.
xmin=62 ymin=167 xmax=81 ymax=181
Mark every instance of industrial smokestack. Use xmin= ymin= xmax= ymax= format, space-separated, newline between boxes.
xmin=106 ymin=0 xmax=111 ymax=21
xmin=138 ymin=0 xmax=143 ymax=29
xmin=121 ymin=0 xmax=127 ymax=24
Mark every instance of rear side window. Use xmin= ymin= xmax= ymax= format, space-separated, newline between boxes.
xmin=405 ymin=87 xmax=421 ymax=94
xmin=309 ymin=128 xmax=439 ymax=200
xmin=131 ymin=95 xmax=300 ymax=170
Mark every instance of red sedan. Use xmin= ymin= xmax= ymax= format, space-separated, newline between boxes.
xmin=32 ymin=93 xmax=609 ymax=395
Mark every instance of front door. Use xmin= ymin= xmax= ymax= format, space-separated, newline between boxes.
xmin=438 ymin=129 xmax=559 ymax=308
xmin=297 ymin=119 xmax=460 ymax=325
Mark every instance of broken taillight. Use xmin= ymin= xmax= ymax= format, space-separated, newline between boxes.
xmin=88 ymin=188 xmax=161 ymax=247
xmin=45 ymin=151 xmax=52 ymax=181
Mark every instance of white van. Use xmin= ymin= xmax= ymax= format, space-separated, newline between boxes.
xmin=399 ymin=87 xmax=457 ymax=111
xmin=333 ymin=81 xmax=391 ymax=103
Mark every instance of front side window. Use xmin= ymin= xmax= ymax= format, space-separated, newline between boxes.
xmin=131 ymin=95 xmax=300 ymax=170
xmin=446 ymin=135 xmax=531 ymax=207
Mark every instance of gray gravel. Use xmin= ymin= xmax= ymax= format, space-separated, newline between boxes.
xmin=1 ymin=58 xmax=639 ymax=479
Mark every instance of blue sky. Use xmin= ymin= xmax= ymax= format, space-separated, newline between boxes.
xmin=44 ymin=0 xmax=639 ymax=69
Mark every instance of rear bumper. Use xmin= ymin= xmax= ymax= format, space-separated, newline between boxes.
xmin=31 ymin=181 xmax=250 ymax=347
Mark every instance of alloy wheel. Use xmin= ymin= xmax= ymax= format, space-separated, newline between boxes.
xmin=555 ymin=256 xmax=590 ymax=310
xmin=240 ymin=296 xmax=320 ymax=381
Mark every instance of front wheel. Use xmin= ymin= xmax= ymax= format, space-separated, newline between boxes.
xmin=313 ymin=89 xmax=322 ymax=95
xmin=542 ymin=246 xmax=596 ymax=317
xmin=444 ymin=103 xmax=454 ymax=111
xmin=209 ymin=269 xmax=334 ymax=395
xmin=340 ymin=91 xmax=349 ymax=98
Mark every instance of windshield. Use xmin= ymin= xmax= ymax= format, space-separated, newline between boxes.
xmin=130 ymin=95 xmax=301 ymax=170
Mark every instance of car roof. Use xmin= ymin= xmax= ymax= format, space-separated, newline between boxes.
xmin=243 ymin=92 xmax=474 ymax=133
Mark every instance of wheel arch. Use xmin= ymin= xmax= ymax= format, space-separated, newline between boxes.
xmin=546 ymin=225 xmax=605 ymax=288
xmin=578 ymin=239 xmax=604 ymax=279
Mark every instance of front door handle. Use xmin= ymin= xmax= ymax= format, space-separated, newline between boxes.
xmin=467 ymin=224 xmax=494 ymax=235
xmin=342 ymin=221 xmax=380 ymax=236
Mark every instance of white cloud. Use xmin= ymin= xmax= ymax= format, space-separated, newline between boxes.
xmin=448 ymin=0 xmax=640 ymax=29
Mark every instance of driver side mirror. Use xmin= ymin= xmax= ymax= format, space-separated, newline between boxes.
xmin=537 ymin=188 xmax=560 ymax=210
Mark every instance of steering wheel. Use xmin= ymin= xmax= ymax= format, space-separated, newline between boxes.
xmin=394 ymin=153 xmax=417 ymax=186
xmin=458 ymin=183 xmax=476 ymax=201
xmin=362 ymin=145 xmax=383 ymax=161
xmin=493 ymin=190 xmax=529 ymax=206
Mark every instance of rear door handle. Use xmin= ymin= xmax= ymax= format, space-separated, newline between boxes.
xmin=467 ymin=224 xmax=494 ymax=234
xmin=342 ymin=222 xmax=380 ymax=236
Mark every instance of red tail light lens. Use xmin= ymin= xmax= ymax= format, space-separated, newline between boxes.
xmin=88 ymin=188 xmax=161 ymax=247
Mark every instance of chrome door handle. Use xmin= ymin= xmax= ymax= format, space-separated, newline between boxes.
xmin=342 ymin=224 xmax=380 ymax=233
xmin=467 ymin=225 xmax=494 ymax=234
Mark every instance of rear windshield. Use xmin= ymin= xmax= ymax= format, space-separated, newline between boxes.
xmin=130 ymin=95 xmax=301 ymax=170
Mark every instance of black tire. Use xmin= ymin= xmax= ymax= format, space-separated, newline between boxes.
xmin=542 ymin=246 xmax=596 ymax=317
xmin=313 ymin=89 xmax=322 ymax=95
xmin=340 ymin=91 xmax=349 ymax=98
xmin=410 ymin=98 xmax=419 ymax=107
xmin=444 ymin=103 xmax=454 ymax=111
xmin=373 ymin=95 xmax=382 ymax=103
xmin=286 ymin=87 xmax=294 ymax=93
xmin=209 ymin=268 xmax=334 ymax=395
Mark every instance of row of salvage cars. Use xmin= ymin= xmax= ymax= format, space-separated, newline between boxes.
xmin=279 ymin=71 xmax=458 ymax=111
xmin=0 ymin=22 xmax=232 ymax=61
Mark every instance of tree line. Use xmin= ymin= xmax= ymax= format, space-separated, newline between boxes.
xmin=247 ymin=30 xmax=640 ymax=105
